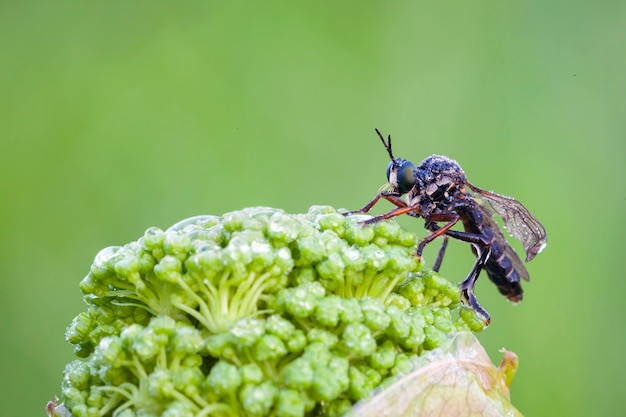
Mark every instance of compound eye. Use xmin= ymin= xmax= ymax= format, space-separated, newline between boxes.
xmin=397 ymin=161 xmax=416 ymax=193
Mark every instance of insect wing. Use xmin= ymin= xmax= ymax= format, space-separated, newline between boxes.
xmin=474 ymin=202 xmax=530 ymax=281
xmin=468 ymin=183 xmax=547 ymax=262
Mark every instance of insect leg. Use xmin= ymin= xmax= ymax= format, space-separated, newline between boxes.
xmin=361 ymin=205 xmax=418 ymax=225
xmin=443 ymin=229 xmax=491 ymax=247
xmin=344 ymin=192 xmax=407 ymax=216
xmin=380 ymin=194 xmax=409 ymax=208
xmin=423 ymin=218 xmax=491 ymax=272
xmin=416 ymin=212 xmax=460 ymax=259
xmin=460 ymin=246 xmax=492 ymax=324
xmin=432 ymin=236 xmax=448 ymax=272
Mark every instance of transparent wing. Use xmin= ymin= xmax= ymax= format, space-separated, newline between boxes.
xmin=468 ymin=183 xmax=547 ymax=262
xmin=473 ymin=202 xmax=530 ymax=281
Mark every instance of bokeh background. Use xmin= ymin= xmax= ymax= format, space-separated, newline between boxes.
xmin=1 ymin=1 xmax=624 ymax=416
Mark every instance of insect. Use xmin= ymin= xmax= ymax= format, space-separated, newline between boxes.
xmin=345 ymin=129 xmax=547 ymax=324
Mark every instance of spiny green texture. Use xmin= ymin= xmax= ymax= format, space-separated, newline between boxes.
xmin=51 ymin=206 xmax=483 ymax=417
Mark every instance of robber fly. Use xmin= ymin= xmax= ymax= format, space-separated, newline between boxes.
xmin=345 ymin=129 xmax=547 ymax=324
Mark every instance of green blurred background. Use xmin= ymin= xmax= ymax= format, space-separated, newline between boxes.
xmin=1 ymin=1 xmax=624 ymax=416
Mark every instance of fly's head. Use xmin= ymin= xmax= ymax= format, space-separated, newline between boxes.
xmin=376 ymin=129 xmax=419 ymax=196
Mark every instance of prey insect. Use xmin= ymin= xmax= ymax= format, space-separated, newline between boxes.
xmin=345 ymin=129 xmax=547 ymax=324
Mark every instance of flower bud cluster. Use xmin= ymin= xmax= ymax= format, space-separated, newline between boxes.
xmin=53 ymin=206 xmax=483 ymax=417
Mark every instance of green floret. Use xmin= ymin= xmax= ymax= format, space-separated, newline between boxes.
xmin=370 ymin=340 xmax=397 ymax=370
xmin=253 ymin=334 xmax=287 ymax=362
xmin=65 ymin=295 xmax=151 ymax=357
xmin=205 ymin=361 xmax=242 ymax=397
xmin=309 ymin=216 xmax=420 ymax=301
xmin=264 ymin=314 xmax=295 ymax=341
xmin=385 ymin=305 xmax=412 ymax=341
xmin=240 ymin=363 xmax=265 ymax=385
xmin=292 ymin=236 xmax=326 ymax=266
xmin=285 ymin=329 xmax=307 ymax=353
xmin=307 ymin=328 xmax=339 ymax=348
xmin=239 ymin=381 xmax=279 ymax=417
xmin=162 ymin=400 xmax=196 ymax=417
xmin=282 ymin=282 xmax=326 ymax=318
xmin=359 ymin=298 xmax=391 ymax=332
xmin=343 ymin=219 xmax=376 ymax=246
xmin=229 ymin=317 xmax=265 ymax=348
xmin=51 ymin=206 xmax=488 ymax=417
xmin=396 ymin=270 xmax=464 ymax=309
xmin=62 ymin=361 xmax=90 ymax=393
xmin=384 ymin=292 xmax=412 ymax=310
xmin=172 ymin=367 xmax=204 ymax=398
xmin=323 ymin=398 xmax=353 ymax=417
xmin=204 ymin=332 xmax=236 ymax=360
xmin=301 ymin=342 xmax=333 ymax=367
xmin=275 ymin=389 xmax=305 ymax=417
xmin=314 ymin=210 xmax=346 ymax=234
xmin=341 ymin=323 xmax=377 ymax=357
xmin=311 ymin=356 xmax=350 ymax=401
xmin=62 ymin=316 xmax=210 ymax=417
xmin=424 ymin=322 xmax=451 ymax=350
xmin=282 ymin=357 xmax=314 ymax=390
xmin=459 ymin=306 xmax=489 ymax=331
xmin=83 ymin=209 xmax=300 ymax=339
xmin=347 ymin=364 xmax=382 ymax=401
xmin=338 ymin=297 xmax=363 ymax=324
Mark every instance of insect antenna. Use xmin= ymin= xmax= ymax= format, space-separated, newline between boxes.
xmin=375 ymin=128 xmax=395 ymax=161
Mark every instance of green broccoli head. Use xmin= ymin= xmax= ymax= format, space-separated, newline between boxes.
xmin=50 ymin=206 xmax=485 ymax=417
